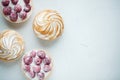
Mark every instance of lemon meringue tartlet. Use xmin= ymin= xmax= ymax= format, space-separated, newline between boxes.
xmin=21 ymin=49 xmax=52 ymax=80
xmin=0 ymin=30 xmax=24 ymax=61
xmin=0 ymin=0 xmax=32 ymax=23
xmin=33 ymin=10 xmax=64 ymax=40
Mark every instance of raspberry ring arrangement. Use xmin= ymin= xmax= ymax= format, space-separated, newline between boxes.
xmin=21 ymin=49 xmax=52 ymax=80
xmin=1 ymin=0 xmax=32 ymax=23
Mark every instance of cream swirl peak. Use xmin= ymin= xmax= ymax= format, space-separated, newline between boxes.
xmin=33 ymin=10 xmax=64 ymax=40
xmin=0 ymin=30 xmax=24 ymax=61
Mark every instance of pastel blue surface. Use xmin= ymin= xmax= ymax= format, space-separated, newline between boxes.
xmin=0 ymin=0 xmax=120 ymax=80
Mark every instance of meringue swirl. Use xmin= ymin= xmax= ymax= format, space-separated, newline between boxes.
xmin=0 ymin=30 xmax=24 ymax=60
xmin=33 ymin=10 xmax=64 ymax=40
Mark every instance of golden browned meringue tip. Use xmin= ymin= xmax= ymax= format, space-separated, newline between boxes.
xmin=0 ymin=30 xmax=24 ymax=61
xmin=33 ymin=10 xmax=64 ymax=40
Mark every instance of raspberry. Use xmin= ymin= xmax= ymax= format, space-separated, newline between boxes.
xmin=3 ymin=6 xmax=11 ymax=15
xmin=2 ymin=0 xmax=10 ymax=6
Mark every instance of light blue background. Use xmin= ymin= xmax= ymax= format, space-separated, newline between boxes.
xmin=0 ymin=0 xmax=120 ymax=80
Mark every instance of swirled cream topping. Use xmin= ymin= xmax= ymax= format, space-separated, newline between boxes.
xmin=33 ymin=10 xmax=64 ymax=40
xmin=0 ymin=30 xmax=24 ymax=60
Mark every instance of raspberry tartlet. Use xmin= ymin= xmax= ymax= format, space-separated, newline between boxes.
xmin=0 ymin=30 xmax=24 ymax=61
xmin=33 ymin=10 xmax=64 ymax=40
xmin=0 ymin=0 xmax=32 ymax=23
xmin=21 ymin=49 xmax=53 ymax=80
